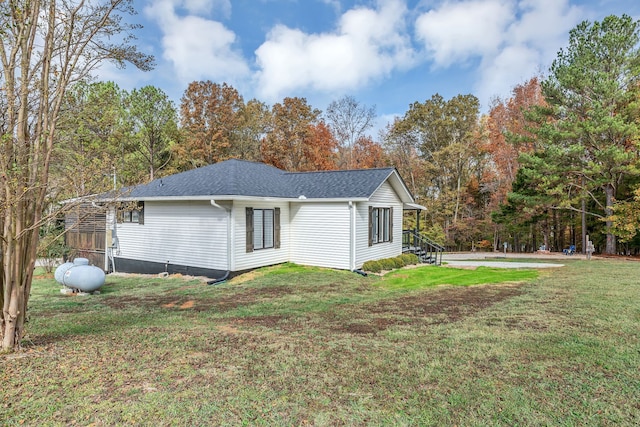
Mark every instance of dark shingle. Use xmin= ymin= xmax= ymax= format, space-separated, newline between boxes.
xmin=119 ymin=159 xmax=397 ymax=200
xmin=285 ymin=168 xmax=394 ymax=199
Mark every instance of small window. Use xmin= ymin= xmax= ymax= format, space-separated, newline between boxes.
xmin=120 ymin=201 xmax=144 ymax=224
xmin=369 ymin=207 xmax=393 ymax=245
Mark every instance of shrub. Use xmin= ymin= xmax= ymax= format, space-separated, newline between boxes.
xmin=362 ymin=260 xmax=382 ymax=273
xmin=392 ymin=256 xmax=405 ymax=268
xmin=380 ymin=258 xmax=396 ymax=271
xmin=402 ymin=253 xmax=420 ymax=265
xmin=365 ymin=254 xmax=419 ymax=273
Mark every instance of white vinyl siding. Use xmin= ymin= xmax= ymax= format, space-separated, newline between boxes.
xmin=233 ymin=201 xmax=289 ymax=271
xmin=356 ymin=182 xmax=403 ymax=267
xmin=290 ymin=202 xmax=351 ymax=270
xmin=115 ymin=201 xmax=228 ymax=270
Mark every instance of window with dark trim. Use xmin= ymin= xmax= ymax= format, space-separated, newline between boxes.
xmin=246 ymin=207 xmax=280 ymax=252
xmin=119 ymin=201 xmax=144 ymax=225
xmin=368 ymin=206 xmax=393 ymax=246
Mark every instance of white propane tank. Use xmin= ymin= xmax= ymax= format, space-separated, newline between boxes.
xmin=56 ymin=258 xmax=106 ymax=292
xmin=54 ymin=262 xmax=74 ymax=284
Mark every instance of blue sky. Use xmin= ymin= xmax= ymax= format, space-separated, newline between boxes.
xmin=98 ymin=0 xmax=640 ymax=130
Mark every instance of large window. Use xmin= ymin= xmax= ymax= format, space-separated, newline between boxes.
xmin=369 ymin=207 xmax=393 ymax=245
xmin=253 ymin=209 xmax=274 ymax=250
xmin=246 ymin=207 xmax=280 ymax=252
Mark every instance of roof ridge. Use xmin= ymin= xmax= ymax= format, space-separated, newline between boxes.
xmin=284 ymin=167 xmax=394 ymax=176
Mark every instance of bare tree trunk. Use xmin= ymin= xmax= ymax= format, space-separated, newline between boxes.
xmin=0 ymin=0 xmax=152 ymax=352
xmin=582 ymin=196 xmax=587 ymax=254
xmin=605 ymin=183 xmax=616 ymax=255
xmin=453 ymin=173 xmax=461 ymax=224
xmin=543 ymin=214 xmax=550 ymax=251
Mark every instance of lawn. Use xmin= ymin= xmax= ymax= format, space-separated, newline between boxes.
xmin=2 ymin=260 xmax=639 ymax=426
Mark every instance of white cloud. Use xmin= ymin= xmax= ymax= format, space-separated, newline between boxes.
xmin=415 ymin=0 xmax=514 ymax=67
xmin=414 ymin=0 xmax=585 ymax=106
xmin=476 ymin=45 xmax=540 ymax=103
xmin=181 ymin=0 xmax=231 ymax=18
xmin=475 ymin=0 xmax=583 ymax=105
xmin=254 ymin=0 xmax=415 ymax=101
xmin=509 ymin=0 xmax=583 ymax=57
xmin=144 ymin=0 xmax=249 ymax=87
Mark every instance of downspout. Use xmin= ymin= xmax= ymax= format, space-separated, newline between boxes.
xmin=349 ymin=201 xmax=361 ymax=273
xmin=209 ymin=200 xmax=232 ymax=285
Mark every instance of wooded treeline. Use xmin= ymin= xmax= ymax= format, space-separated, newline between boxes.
xmin=51 ymin=14 xmax=640 ymax=256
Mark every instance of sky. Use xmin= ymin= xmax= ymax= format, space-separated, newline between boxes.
xmin=98 ymin=0 xmax=640 ymax=131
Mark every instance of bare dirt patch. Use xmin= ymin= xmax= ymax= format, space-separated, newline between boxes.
xmin=102 ymin=282 xmax=526 ymax=337
xmin=327 ymin=284 xmax=526 ymax=335
xmin=223 ymin=284 xmax=527 ymax=336
xmin=228 ymin=315 xmax=288 ymax=328
xmin=103 ymin=285 xmax=293 ymax=312
xmin=216 ymin=324 xmax=241 ymax=334
xmin=369 ymin=284 xmax=525 ymax=324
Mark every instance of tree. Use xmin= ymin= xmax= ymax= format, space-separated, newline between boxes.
xmin=262 ymin=97 xmax=322 ymax=171
xmin=536 ymin=14 xmax=640 ymax=254
xmin=178 ymin=81 xmax=244 ymax=169
xmin=610 ymin=186 xmax=640 ymax=243
xmin=484 ymin=77 xmax=547 ymax=250
xmin=325 ymin=95 xmax=376 ymax=169
xmin=304 ymin=122 xmax=338 ymax=171
xmin=54 ymin=81 xmax=131 ymax=197
xmin=232 ymin=99 xmax=271 ymax=162
xmin=485 ymin=77 xmax=545 ymax=208
xmin=390 ymin=94 xmax=481 ymax=246
xmin=127 ymin=86 xmax=177 ymax=182
xmin=351 ymin=136 xmax=386 ymax=169
xmin=0 ymin=0 xmax=152 ymax=351
xmin=383 ymin=118 xmax=425 ymax=197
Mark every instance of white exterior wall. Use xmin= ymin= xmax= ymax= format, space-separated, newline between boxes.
xmin=355 ymin=181 xmax=404 ymax=268
xmin=114 ymin=201 xmax=228 ymax=270
xmin=289 ymin=202 xmax=351 ymax=270
xmin=231 ymin=200 xmax=290 ymax=271
xmin=108 ymin=177 xmax=407 ymax=272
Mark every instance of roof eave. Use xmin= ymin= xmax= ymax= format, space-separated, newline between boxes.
xmin=96 ymin=195 xmax=370 ymax=203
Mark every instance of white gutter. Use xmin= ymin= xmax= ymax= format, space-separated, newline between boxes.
xmin=99 ymin=195 xmax=370 ymax=203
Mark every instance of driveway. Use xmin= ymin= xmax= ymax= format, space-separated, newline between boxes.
xmin=440 ymin=251 xmax=581 ymax=269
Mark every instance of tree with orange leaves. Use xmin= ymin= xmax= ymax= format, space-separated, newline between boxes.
xmin=303 ymin=122 xmax=339 ymax=171
xmin=484 ymin=76 xmax=545 ymax=210
xmin=350 ymin=136 xmax=386 ymax=169
xmin=178 ymin=81 xmax=244 ymax=169
xmin=262 ymin=97 xmax=323 ymax=172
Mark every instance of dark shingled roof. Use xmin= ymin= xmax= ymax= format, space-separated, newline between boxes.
xmin=118 ymin=159 xmax=402 ymax=200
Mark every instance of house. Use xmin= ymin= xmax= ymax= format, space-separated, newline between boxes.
xmin=67 ymin=159 xmax=433 ymax=279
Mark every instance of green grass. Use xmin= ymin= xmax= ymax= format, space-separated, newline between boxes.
xmin=2 ymin=260 xmax=639 ymax=426
xmin=382 ymin=265 xmax=539 ymax=288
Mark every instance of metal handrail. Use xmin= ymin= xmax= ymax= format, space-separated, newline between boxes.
xmin=402 ymin=230 xmax=444 ymax=265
